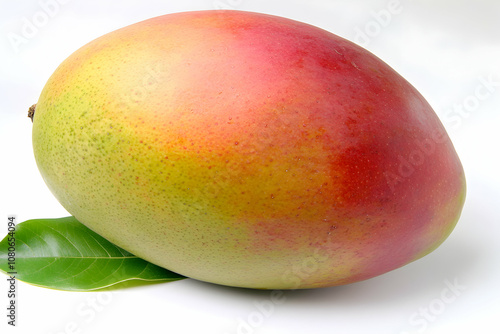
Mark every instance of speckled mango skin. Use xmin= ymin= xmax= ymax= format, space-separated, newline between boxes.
xmin=32 ymin=10 xmax=466 ymax=289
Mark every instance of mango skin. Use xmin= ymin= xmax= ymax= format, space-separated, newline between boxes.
xmin=32 ymin=10 xmax=466 ymax=289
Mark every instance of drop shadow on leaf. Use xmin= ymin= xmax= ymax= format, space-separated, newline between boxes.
xmin=11 ymin=276 xmax=187 ymax=292
xmin=95 ymin=277 xmax=187 ymax=292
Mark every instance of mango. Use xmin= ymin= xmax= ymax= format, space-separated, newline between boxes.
xmin=31 ymin=10 xmax=466 ymax=289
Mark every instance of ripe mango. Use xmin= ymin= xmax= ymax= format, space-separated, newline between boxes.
xmin=32 ymin=10 xmax=466 ymax=289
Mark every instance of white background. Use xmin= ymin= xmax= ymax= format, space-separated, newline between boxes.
xmin=1 ymin=0 xmax=499 ymax=333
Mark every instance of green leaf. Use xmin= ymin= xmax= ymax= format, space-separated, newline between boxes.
xmin=0 ymin=216 xmax=186 ymax=291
